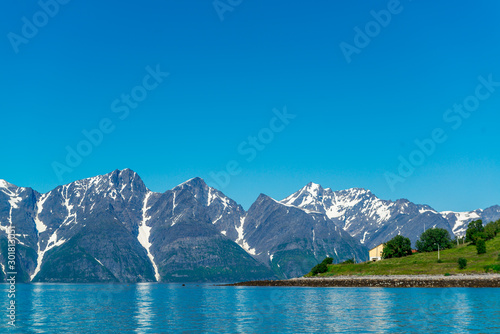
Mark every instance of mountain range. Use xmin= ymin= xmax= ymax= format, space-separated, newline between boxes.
xmin=0 ymin=169 xmax=498 ymax=283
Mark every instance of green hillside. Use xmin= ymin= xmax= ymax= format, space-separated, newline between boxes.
xmin=307 ymin=235 xmax=500 ymax=276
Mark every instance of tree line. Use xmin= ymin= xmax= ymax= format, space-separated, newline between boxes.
xmin=382 ymin=219 xmax=500 ymax=259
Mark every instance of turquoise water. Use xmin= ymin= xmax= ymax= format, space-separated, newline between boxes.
xmin=1 ymin=284 xmax=499 ymax=333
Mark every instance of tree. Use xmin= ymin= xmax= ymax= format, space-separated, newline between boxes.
xmin=476 ymin=238 xmax=486 ymax=254
xmin=458 ymin=258 xmax=467 ymax=269
xmin=382 ymin=235 xmax=413 ymax=259
xmin=485 ymin=221 xmax=500 ymax=240
xmin=466 ymin=220 xmax=485 ymax=245
xmin=416 ymin=228 xmax=452 ymax=252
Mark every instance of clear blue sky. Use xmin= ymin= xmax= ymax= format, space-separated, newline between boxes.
xmin=1 ymin=0 xmax=500 ymax=212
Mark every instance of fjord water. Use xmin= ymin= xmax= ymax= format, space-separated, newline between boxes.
xmin=2 ymin=284 xmax=499 ymax=333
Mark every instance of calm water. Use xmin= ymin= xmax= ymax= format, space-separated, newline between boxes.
xmin=1 ymin=283 xmax=499 ymax=333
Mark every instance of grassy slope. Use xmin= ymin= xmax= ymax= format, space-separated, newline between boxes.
xmin=307 ymin=235 xmax=500 ymax=276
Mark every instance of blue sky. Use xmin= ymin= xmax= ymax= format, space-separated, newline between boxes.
xmin=1 ymin=0 xmax=500 ymax=211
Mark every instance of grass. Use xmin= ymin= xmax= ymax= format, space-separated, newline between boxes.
xmin=306 ymin=235 xmax=500 ymax=276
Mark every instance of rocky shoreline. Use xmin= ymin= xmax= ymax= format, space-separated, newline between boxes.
xmin=226 ymin=274 xmax=500 ymax=288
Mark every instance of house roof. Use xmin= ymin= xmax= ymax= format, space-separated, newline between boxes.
xmin=369 ymin=243 xmax=384 ymax=252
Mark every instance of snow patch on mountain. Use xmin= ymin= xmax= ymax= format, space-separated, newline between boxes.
xmin=8 ymin=194 xmax=22 ymax=210
xmin=272 ymin=197 xmax=321 ymax=215
xmin=419 ymin=208 xmax=437 ymax=214
xmin=0 ymin=180 xmax=22 ymax=195
xmin=138 ymin=191 xmax=160 ymax=281
xmin=0 ymin=179 xmax=9 ymax=189
xmin=361 ymin=231 xmax=369 ymax=244
xmin=212 ymin=214 xmax=223 ymax=225
xmin=1 ymin=186 xmax=23 ymax=228
xmin=94 ymin=257 xmax=104 ymax=267
xmin=207 ymin=187 xmax=216 ymax=206
xmin=441 ymin=210 xmax=482 ymax=236
xmin=34 ymin=194 xmax=48 ymax=234
xmin=60 ymin=185 xmax=77 ymax=226
xmin=31 ymin=231 xmax=67 ymax=280
xmin=236 ymin=216 xmax=256 ymax=255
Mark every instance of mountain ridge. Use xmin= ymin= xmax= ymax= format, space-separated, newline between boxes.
xmin=0 ymin=169 xmax=498 ymax=283
xmin=280 ymin=182 xmax=500 ymax=248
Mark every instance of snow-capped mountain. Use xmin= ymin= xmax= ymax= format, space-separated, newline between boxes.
xmin=281 ymin=182 xmax=500 ymax=249
xmin=30 ymin=169 xmax=152 ymax=281
xmin=441 ymin=205 xmax=500 ymax=236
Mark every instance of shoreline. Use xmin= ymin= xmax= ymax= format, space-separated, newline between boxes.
xmin=226 ymin=274 xmax=500 ymax=288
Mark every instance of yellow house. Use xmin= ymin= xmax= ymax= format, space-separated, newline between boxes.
xmin=369 ymin=243 xmax=384 ymax=261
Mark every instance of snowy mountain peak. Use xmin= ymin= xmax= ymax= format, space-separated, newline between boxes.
xmin=0 ymin=179 xmax=26 ymax=199
xmin=281 ymin=183 xmax=376 ymax=213
xmin=281 ymin=183 xmax=325 ymax=208
xmin=57 ymin=169 xmax=147 ymax=196
xmin=304 ymin=182 xmax=324 ymax=195
xmin=170 ymin=177 xmax=242 ymax=220
xmin=116 ymin=168 xmax=140 ymax=180
xmin=172 ymin=177 xmax=210 ymax=203
xmin=0 ymin=179 xmax=9 ymax=188
xmin=173 ymin=177 xmax=206 ymax=191
xmin=0 ymin=179 xmax=17 ymax=192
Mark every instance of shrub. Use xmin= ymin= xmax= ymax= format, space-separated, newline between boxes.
xmin=458 ymin=258 xmax=467 ymax=269
xmin=444 ymin=273 xmax=451 ymax=276
xmin=382 ymin=235 xmax=413 ymax=259
xmin=311 ymin=263 xmax=328 ymax=275
xmin=497 ymin=253 xmax=500 ymax=262
xmin=476 ymin=238 xmax=486 ymax=254
xmin=310 ymin=257 xmax=333 ymax=275
xmin=416 ymin=228 xmax=453 ymax=252
xmin=341 ymin=258 xmax=355 ymax=264
xmin=437 ymin=259 xmax=443 ymax=263
xmin=484 ymin=264 xmax=500 ymax=273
